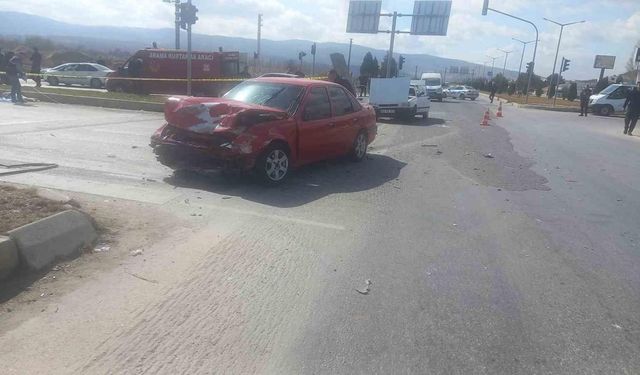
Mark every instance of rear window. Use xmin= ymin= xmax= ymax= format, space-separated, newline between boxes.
xmin=223 ymin=82 xmax=304 ymax=113
xmin=328 ymin=86 xmax=354 ymax=116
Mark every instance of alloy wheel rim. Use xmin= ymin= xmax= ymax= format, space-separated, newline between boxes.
xmin=355 ymin=134 xmax=367 ymax=158
xmin=265 ymin=150 xmax=288 ymax=181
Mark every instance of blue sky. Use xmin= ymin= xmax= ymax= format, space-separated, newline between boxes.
xmin=3 ymin=0 xmax=639 ymax=79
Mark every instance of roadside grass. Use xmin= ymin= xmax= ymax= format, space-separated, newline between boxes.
xmin=490 ymin=92 xmax=580 ymax=107
xmin=0 ymin=84 xmax=168 ymax=104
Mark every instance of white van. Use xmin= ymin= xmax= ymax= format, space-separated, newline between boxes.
xmin=369 ymin=78 xmax=430 ymax=120
xmin=420 ymin=72 xmax=444 ymax=102
xmin=589 ymin=84 xmax=635 ymax=116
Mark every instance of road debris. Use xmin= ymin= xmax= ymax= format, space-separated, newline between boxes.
xmin=131 ymin=145 xmax=139 ymax=149
xmin=356 ymin=279 xmax=372 ymax=295
xmin=306 ymin=183 xmax=320 ymax=187
xmin=126 ymin=271 xmax=158 ymax=284
xmin=484 ymin=153 xmax=494 ymax=159
xmin=222 ymin=196 xmax=232 ymax=199
xmin=435 ymin=150 xmax=443 ymax=155
xmin=130 ymin=249 xmax=144 ymax=257
xmin=107 ymin=154 xmax=116 ymax=158
xmin=612 ymin=324 xmax=623 ymax=330
xmin=421 ymin=144 xmax=438 ymax=147
xmin=93 ymin=244 xmax=111 ymax=253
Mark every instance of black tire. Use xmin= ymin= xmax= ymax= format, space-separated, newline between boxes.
xmin=471 ymin=97 xmax=477 ymax=101
xmin=90 ymin=78 xmax=102 ymax=89
xmin=255 ymin=143 xmax=290 ymax=185
xmin=350 ymin=130 xmax=368 ymax=162
xmin=600 ymin=105 xmax=614 ymax=116
xmin=459 ymin=94 xmax=465 ymax=100
xmin=422 ymin=111 xmax=429 ymax=119
xmin=48 ymin=77 xmax=59 ymax=86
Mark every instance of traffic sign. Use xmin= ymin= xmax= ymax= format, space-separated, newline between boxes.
xmin=410 ymin=1 xmax=452 ymax=36
xmin=346 ymin=1 xmax=382 ymax=34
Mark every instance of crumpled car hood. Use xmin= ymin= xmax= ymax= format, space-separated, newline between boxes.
xmin=164 ymin=96 xmax=288 ymax=135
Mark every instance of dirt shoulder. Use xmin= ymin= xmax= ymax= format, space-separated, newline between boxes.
xmin=0 ymin=185 xmax=68 ymax=233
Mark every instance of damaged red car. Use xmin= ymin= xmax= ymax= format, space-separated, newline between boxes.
xmin=150 ymin=77 xmax=377 ymax=183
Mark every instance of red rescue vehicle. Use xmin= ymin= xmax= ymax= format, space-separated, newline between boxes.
xmin=106 ymin=49 xmax=242 ymax=96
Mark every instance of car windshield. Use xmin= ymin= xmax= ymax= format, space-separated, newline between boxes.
xmin=598 ymin=85 xmax=618 ymax=95
xmin=224 ymin=82 xmax=304 ymax=113
xmin=424 ymin=78 xmax=441 ymax=86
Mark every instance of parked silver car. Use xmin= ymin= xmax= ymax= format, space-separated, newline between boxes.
xmin=447 ymin=85 xmax=479 ymax=100
xmin=43 ymin=63 xmax=113 ymax=89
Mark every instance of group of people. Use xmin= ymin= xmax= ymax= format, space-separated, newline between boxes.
xmin=579 ymin=82 xmax=640 ymax=137
xmin=0 ymin=47 xmax=42 ymax=104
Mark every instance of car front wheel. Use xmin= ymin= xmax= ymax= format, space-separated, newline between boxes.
xmin=350 ymin=130 xmax=368 ymax=162
xmin=90 ymin=78 xmax=102 ymax=89
xmin=256 ymin=144 xmax=290 ymax=184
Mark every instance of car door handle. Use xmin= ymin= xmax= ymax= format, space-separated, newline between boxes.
xmin=328 ymin=122 xmax=336 ymax=128
xmin=353 ymin=118 xmax=359 ymax=123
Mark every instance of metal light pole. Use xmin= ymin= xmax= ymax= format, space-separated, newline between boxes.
xmin=386 ymin=12 xmax=398 ymax=78
xmin=512 ymin=38 xmax=536 ymax=86
xmin=498 ymin=49 xmax=513 ymax=76
xmin=486 ymin=55 xmax=498 ymax=78
xmin=483 ymin=4 xmax=539 ymax=103
xmin=544 ymin=18 xmax=585 ymax=107
xmin=162 ymin=0 xmax=181 ymax=49
xmin=347 ymin=38 xmax=353 ymax=75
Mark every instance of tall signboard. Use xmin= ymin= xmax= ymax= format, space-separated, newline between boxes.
xmin=410 ymin=1 xmax=452 ymax=36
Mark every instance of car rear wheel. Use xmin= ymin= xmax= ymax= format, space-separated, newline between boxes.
xmin=459 ymin=94 xmax=465 ymax=100
xmin=256 ymin=144 xmax=290 ymax=184
xmin=90 ymin=78 xmax=102 ymax=89
xmin=48 ymin=77 xmax=59 ymax=86
xmin=600 ymin=105 xmax=614 ymax=116
xmin=350 ymin=130 xmax=368 ymax=162
xmin=470 ymin=97 xmax=476 ymax=101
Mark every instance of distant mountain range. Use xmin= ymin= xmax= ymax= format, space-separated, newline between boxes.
xmin=0 ymin=11 xmax=517 ymax=79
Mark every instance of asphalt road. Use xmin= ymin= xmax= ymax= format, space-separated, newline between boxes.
xmin=0 ymin=97 xmax=639 ymax=374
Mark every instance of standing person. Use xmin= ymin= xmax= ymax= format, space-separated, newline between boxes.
xmin=0 ymin=48 xmax=6 ymax=85
xmin=579 ymin=85 xmax=592 ymax=117
xmin=128 ymin=57 xmax=143 ymax=94
xmin=623 ymin=82 xmax=640 ymax=136
xmin=7 ymin=52 xmax=25 ymax=104
xmin=489 ymin=81 xmax=497 ymax=103
xmin=30 ymin=47 xmax=42 ymax=87
xmin=358 ymin=75 xmax=368 ymax=97
xmin=328 ymin=69 xmax=355 ymax=96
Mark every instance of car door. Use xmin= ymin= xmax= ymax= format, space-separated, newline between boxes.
xmin=61 ymin=64 xmax=79 ymax=85
xmin=416 ymin=87 xmax=430 ymax=112
xmin=607 ymin=86 xmax=631 ymax=112
xmin=76 ymin=64 xmax=98 ymax=87
xmin=328 ymin=86 xmax=359 ymax=153
xmin=297 ymin=86 xmax=336 ymax=163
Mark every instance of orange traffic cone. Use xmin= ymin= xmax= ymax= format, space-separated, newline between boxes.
xmin=480 ymin=109 xmax=491 ymax=126
xmin=496 ymin=101 xmax=503 ymax=118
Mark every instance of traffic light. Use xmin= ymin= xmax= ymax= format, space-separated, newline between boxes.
xmin=526 ymin=61 xmax=534 ymax=75
xmin=482 ymin=0 xmax=489 ymax=15
xmin=179 ymin=2 xmax=198 ymax=30
xmin=399 ymin=55 xmax=405 ymax=70
xmin=561 ymin=57 xmax=570 ymax=72
xmin=311 ymin=43 xmax=316 ymax=56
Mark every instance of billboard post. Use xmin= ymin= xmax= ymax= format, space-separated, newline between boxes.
xmin=593 ymin=55 xmax=616 ymax=81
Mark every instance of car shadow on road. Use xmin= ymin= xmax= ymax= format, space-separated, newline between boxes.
xmin=377 ymin=116 xmax=445 ymax=127
xmin=163 ymin=153 xmax=407 ymax=208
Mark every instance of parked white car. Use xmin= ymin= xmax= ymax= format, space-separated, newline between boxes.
xmin=589 ymin=84 xmax=635 ymax=116
xmin=446 ymin=85 xmax=479 ymax=100
xmin=43 ymin=63 xmax=113 ymax=89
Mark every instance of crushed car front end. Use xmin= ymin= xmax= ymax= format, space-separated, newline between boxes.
xmin=150 ymin=97 xmax=290 ymax=173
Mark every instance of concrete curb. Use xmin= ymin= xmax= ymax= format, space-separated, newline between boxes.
xmin=7 ymin=210 xmax=97 ymax=271
xmin=0 ymin=236 xmax=19 ymax=280
xmin=509 ymin=102 xmax=579 ymax=113
xmin=23 ymin=91 xmax=164 ymax=112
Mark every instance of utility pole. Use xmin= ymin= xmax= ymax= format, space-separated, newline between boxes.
xmin=347 ymin=38 xmax=353 ymax=76
xmin=498 ymin=49 xmax=512 ymax=76
xmin=483 ymin=1 xmax=539 ymax=103
xmin=487 ymin=55 xmax=498 ymax=78
xmin=162 ymin=0 xmax=182 ymax=49
xmin=386 ymin=12 xmax=398 ymax=78
xmin=543 ymin=18 xmax=585 ymax=107
xmin=257 ymin=14 xmax=262 ymax=71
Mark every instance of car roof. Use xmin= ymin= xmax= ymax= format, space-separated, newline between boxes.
xmin=249 ymin=77 xmax=340 ymax=88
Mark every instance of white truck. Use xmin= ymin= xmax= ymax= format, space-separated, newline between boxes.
xmin=420 ymin=72 xmax=444 ymax=102
xmin=369 ymin=78 xmax=430 ymax=120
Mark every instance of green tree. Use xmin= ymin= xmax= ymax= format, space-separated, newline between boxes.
xmin=507 ymin=81 xmax=516 ymax=95
xmin=359 ymin=52 xmax=376 ymax=77
xmin=372 ymin=57 xmax=380 ymax=77
xmin=545 ymin=73 xmax=565 ymax=98
xmin=567 ymin=82 xmax=578 ymax=101
xmin=380 ymin=54 xmax=398 ymax=78
xmin=492 ymin=73 xmax=509 ymax=93
xmin=535 ymin=87 xmax=544 ymax=97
